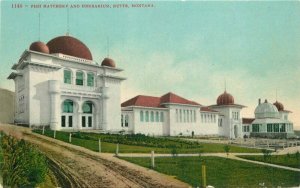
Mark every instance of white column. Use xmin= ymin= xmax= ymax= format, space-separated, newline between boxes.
xmin=49 ymin=80 xmax=60 ymax=130
xmin=101 ymin=87 xmax=109 ymax=130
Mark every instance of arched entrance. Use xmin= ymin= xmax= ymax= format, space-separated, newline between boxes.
xmin=81 ymin=101 xmax=94 ymax=128
xmin=61 ymin=99 xmax=74 ymax=128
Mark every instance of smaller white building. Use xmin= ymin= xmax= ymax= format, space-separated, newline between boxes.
xmin=249 ymin=99 xmax=294 ymax=138
xmin=121 ymin=92 xmax=219 ymax=136
xmin=209 ymin=91 xmax=245 ymax=139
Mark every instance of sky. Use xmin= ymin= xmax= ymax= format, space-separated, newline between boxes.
xmin=0 ymin=1 xmax=299 ymax=129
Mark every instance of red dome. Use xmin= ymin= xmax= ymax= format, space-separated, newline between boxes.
xmin=101 ymin=58 xmax=116 ymax=67
xmin=47 ymin=36 xmax=92 ymax=60
xmin=273 ymin=101 xmax=284 ymax=111
xmin=217 ymin=91 xmax=234 ymax=105
xmin=29 ymin=41 xmax=49 ymax=54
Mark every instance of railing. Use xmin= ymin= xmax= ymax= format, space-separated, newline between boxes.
xmin=60 ymin=83 xmax=98 ymax=92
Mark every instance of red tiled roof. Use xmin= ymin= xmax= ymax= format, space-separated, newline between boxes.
xmin=121 ymin=92 xmax=200 ymax=108
xmin=121 ymin=95 xmax=162 ymax=108
xmin=160 ymin=92 xmax=200 ymax=106
xmin=242 ymin=118 xmax=255 ymax=124
xmin=200 ymin=107 xmax=218 ymax=113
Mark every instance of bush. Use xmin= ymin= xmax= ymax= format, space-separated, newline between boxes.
xmin=0 ymin=133 xmax=48 ymax=187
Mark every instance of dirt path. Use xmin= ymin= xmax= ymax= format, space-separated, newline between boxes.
xmin=0 ymin=124 xmax=189 ymax=188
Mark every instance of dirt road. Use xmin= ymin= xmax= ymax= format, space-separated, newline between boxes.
xmin=0 ymin=124 xmax=189 ymax=188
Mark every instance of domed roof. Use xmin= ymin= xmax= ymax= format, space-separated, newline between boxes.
xmin=101 ymin=57 xmax=116 ymax=67
xmin=47 ymin=36 xmax=92 ymax=60
xmin=29 ymin=41 xmax=49 ymax=54
xmin=217 ymin=91 xmax=234 ymax=105
xmin=255 ymin=99 xmax=279 ymax=119
xmin=273 ymin=101 xmax=284 ymax=111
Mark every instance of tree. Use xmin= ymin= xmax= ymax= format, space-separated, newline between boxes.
xmin=224 ymin=145 xmax=230 ymax=157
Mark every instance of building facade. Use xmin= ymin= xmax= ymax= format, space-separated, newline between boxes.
xmin=121 ymin=91 xmax=246 ymax=138
xmin=248 ymin=99 xmax=294 ymax=138
xmin=7 ymin=35 xmax=294 ymax=138
xmin=8 ymin=36 xmax=125 ymax=131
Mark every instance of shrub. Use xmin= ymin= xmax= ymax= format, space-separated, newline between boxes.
xmin=224 ymin=145 xmax=230 ymax=157
xmin=0 ymin=133 xmax=48 ymax=187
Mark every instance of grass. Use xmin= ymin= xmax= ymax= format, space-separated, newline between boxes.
xmin=33 ymin=129 xmax=261 ymax=153
xmin=121 ymin=156 xmax=300 ymax=187
xmin=239 ymin=153 xmax=300 ymax=169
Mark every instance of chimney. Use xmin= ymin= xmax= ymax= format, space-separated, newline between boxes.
xmin=258 ymin=98 xmax=261 ymax=105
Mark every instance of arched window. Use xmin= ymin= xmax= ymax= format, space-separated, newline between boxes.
xmin=155 ymin=112 xmax=159 ymax=122
xmin=140 ymin=111 xmax=144 ymax=122
xmin=76 ymin=71 xmax=84 ymax=86
xmin=145 ymin=111 xmax=149 ymax=122
xmin=150 ymin=111 xmax=154 ymax=122
xmin=87 ymin=72 xmax=94 ymax=87
xmin=125 ymin=115 xmax=129 ymax=127
xmin=64 ymin=69 xmax=72 ymax=84
xmin=82 ymin=101 xmax=93 ymax=113
xmin=63 ymin=99 xmax=73 ymax=113
xmin=160 ymin=112 xmax=164 ymax=122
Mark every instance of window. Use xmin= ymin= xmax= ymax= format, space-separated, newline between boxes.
xmin=140 ymin=111 xmax=144 ymax=122
xmin=125 ymin=115 xmax=129 ymax=127
xmin=176 ymin=109 xmax=178 ymax=122
xmin=87 ymin=73 xmax=94 ymax=87
xmin=61 ymin=116 xmax=66 ymax=127
xmin=201 ymin=114 xmax=203 ymax=123
xmin=274 ymin=124 xmax=279 ymax=132
xmin=145 ymin=111 xmax=149 ymax=122
xmin=180 ymin=110 xmax=182 ymax=122
xmin=155 ymin=112 xmax=159 ymax=122
xmin=150 ymin=111 xmax=154 ymax=122
xmin=267 ymin=124 xmax=273 ymax=132
xmin=252 ymin=124 xmax=260 ymax=132
xmin=194 ymin=110 xmax=196 ymax=122
xmin=76 ymin=71 xmax=84 ymax=86
xmin=63 ymin=100 xmax=73 ymax=113
xmin=280 ymin=124 xmax=286 ymax=132
xmin=160 ymin=112 xmax=164 ymax=122
xmin=82 ymin=101 xmax=93 ymax=113
xmin=187 ymin=110 xmax=189 ymax=122
xmin=82 ymin=116 xmax=86 ymax=127
xmin=184 ymin=110 xmax=186 ymax=122
xmin=64 ymin=70 xmax=72 ymax=84
xmin=68 ymin=116 xmax=73 ymax=127
xmin=121 ymin=115 xmax=124 ymax=127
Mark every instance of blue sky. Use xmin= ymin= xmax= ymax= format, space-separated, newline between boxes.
xmin=1 ymin=1 xmax=299 ymax=129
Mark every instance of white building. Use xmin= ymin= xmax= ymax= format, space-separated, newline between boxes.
xmin=8 ymin=36 xmax=125 ymax=131
xmin=247 ymin=99 xmax=294 ymax=138
xmin=121 ymin=92 xmax=219 ymax=136
xmin=121 ymin=91 xmax=245 ymax=138
xmin=7 ymin=35 xmax=294 ymax=139
xmin=209 ymin=91 xmax=245 ymax=139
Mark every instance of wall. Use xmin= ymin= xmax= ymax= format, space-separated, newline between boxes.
xmin=0 ymin=89 xmax=15 ymax=124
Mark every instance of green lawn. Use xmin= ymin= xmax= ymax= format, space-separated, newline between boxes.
xmin=121 ymin=156 xmax=300 ymax=187
xmin=33 ymin=130 xmax=261 ymax=153
xmin=239 ymin=153 xmax=300 ymax=169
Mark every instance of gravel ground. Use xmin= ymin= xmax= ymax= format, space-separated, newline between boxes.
xmin=0 ymin=124 xmax=189 ymax=188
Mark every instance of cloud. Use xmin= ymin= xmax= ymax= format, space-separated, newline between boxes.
xmin=114 ymin=39 xmax=300 ymax=130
